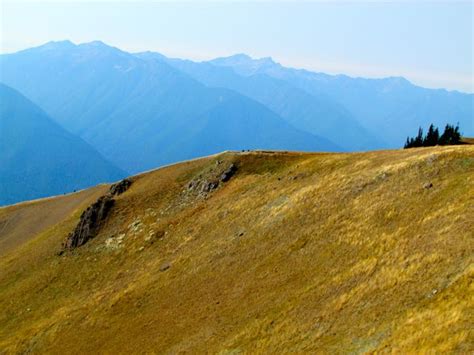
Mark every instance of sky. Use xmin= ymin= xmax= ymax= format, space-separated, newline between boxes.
xmin=1 ymin=1 xmax=473 ymax=92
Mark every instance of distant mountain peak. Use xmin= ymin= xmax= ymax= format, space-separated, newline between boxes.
xmin=73 ymin=40 xmax=132 ymax=59
xmin=23 ymin=40 xmax=123 ymax=55
xmin=35 ymin=40 xmax=76 ymax=51
xmin=210 ymin=53 xmax=252 ymax=65
xmin=258 ymin=56 xmax=276 ymax=64
xmin=378 ymin=76 xmax=412 ymax=92
xmin=209 ymin=53 xmax=280 ymax=76
xmin=386 ymin=76 xmax=411 ymax=85
xmin=78 ymin=40 xmax=118 ymax=50
xmin=81 ymin=40 xmax=109 ymax=48
xmin=211 ymin=53 xmax=276 ymax=65
xmin=228 ymin=53 xmax=252 ymax=60
xmin=134 ymin=51 xmax=168 ymax=61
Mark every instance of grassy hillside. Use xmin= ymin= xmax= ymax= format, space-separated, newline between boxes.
xmin=0 ymin=185 xmax=108 ymax=257
xmin=0 ymin=146 xmax=473 ymax=353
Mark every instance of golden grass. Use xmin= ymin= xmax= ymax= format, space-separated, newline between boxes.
xmin=0 ymin=185 xmax=108 ymax=257
xmin=0 ymin=146 xmax=473 ymax=353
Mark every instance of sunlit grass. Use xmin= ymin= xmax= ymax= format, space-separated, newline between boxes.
xmin=0 ymin=145 xmax=473 ymax=353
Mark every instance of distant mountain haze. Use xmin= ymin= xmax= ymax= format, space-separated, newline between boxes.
xmin=205 ymin=53 xmax=473 ymax=146
xmin=0 ymin=83 xmax=125 ymax=206
xmin=136 ymin=52 xmax=384 ymax=151
xmin=0 ymin=41 xmax=341 ymax=174
xmin=0 ymin=40 xmax=472 ymax=201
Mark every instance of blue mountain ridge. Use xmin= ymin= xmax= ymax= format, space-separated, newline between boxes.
xmin=0 ymin=83 xmax=125 ymax=205
xmin=0 ymin=41 xmax=341 ymax=175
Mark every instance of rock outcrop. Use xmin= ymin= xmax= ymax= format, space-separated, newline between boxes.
xmin=63 ymin=195 xmax=115 ymax=249
xmin=220 ymin=163 xmax=237 ymax=182
xmin=62 ymin=178 xmax=133 ymax=251
xmin=109 ymin=178 xmax=133 ymax=196
xmin=187 ymin=163 xmax=238 ymax=198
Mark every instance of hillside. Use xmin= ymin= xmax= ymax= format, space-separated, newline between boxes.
xmin=0 ymin=83 xmax=125 ymax=206
xmin=0 ymin=146 xmax=473 ymax=352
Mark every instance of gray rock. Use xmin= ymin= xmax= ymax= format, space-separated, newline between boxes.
xmin=109 ymin=178 xmax=132 ymax=196
xmin=159 ymin=262 xmax=171 ymax=272
xmin=145 ymin=230 xmax=165 ymax=244
xmin=63 ymin=195 xmax=115 ymax=249
xmin=62 ymin=177 xmax=133 ymax=251
xmin=220 ymin=163 xmax=237 ymax=182
xmin=187 ymin=163 xmax=238 ymax=198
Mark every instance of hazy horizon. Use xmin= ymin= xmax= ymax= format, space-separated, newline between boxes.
xmin=1 ymin=1 xmax=472 ymax=93
xmin=3 ymin=38 xmax=473 ymax=96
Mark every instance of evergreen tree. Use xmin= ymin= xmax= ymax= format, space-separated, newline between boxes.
xmin=404 ymin=137 xmax=411 ymax=149
xmin=434 ymin=126 xmax=440 ymax=144
xmin=439 ymin=124 xmax=451 ymax=145
xmin=424 ymin=124 xmax=439 ymax=147
xmin=403 ymin=123 xmax=461 ymax=149
xmin=414 ymin=127 xmax=424 ymax=147
xmin=439 ymin=124 xmax=461 ymax=145
xmin=404 ymin=136 xmax=415 ymax=148
xmin=453 ymin=123 xmax=461 ymax=144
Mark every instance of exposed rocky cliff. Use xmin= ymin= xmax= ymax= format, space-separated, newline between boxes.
xmin=62 ymin=178 xmax=133 ymax=250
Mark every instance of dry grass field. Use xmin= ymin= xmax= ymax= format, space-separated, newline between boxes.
xmin=0 ymin=145 xmax=473 ymax=353
xmin=0 ymin=185 xmax=108 ymax=258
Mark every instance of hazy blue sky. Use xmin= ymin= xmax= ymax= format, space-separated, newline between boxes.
xmin=1 ymin=1 xmax=473 ymax=92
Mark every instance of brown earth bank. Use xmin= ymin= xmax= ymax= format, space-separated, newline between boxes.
xmin=461 ymin=137 xmax=474 ymax=145
xmin=0 ymin=146 xmax=473 ymax=353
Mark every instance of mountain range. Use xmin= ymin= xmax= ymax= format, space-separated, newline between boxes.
xmin=0 ymin=41 xmax=339 ymax=175
xmin=137 ymin=52 xmax=382 ymax=151
xmin=0 ymin=40 xmax=472 ymax=205
xmin=0 ymin=83 xmax=125 ymax=205
xmin=207 ymin=53 xmax=474 ymax=144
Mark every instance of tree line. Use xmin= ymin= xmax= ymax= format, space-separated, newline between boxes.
xmin=404 ymin=123 xmax=462 ymax=149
